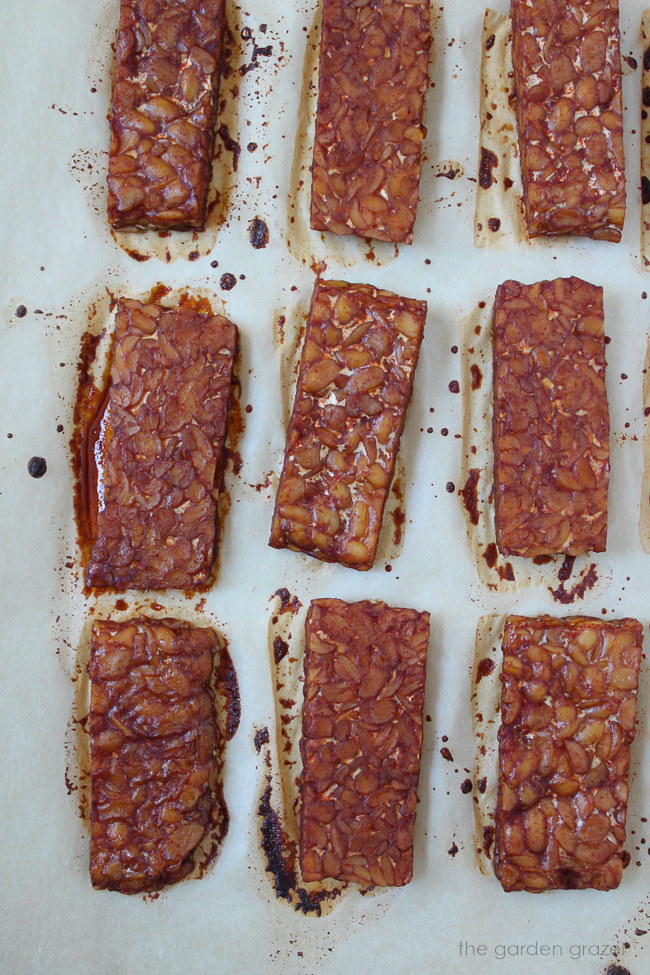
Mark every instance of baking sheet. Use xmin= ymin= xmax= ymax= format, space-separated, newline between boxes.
xmin=1 ymin=0 xmax=649 ymax=973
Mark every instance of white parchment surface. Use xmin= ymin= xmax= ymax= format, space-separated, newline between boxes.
xmin=0 ymin=1 xmax=649 ymax=973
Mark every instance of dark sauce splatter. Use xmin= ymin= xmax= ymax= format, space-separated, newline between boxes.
xmin=15 ymin=304 xmax=27 ymax=318
xmin=498 ymin=562 xmax=515 ymax=582
xmin=485 ymin=33 xmax=495 ymax=50
xmin=488 ymin=217 xmax=501 ymax=232
xmin=479 ymin=147 xmax=498 ymax=189
xmin=27 ymin=456 xmax=47 ymax=478
xmin=477 ymin=776 xmax=487 ymax=794
xmin=254 ymin=726 xmax=270 ymax=753
xmin=248 ymin=216 xmax=269 ymax=249
xmin=483 ymin=542 xmax=498 ymax=568
xmin=558 ymin=555 xmax=575 ymax=582
xmin=448 ymin=842 xmax=459 ymax=857
xmin=215 ymin=643 xmax=241 ymax=742
xmin=461 ymin=468 xmax=480 ymax=525
xmin=623 ymin=55 xmax=638 ymax=70
xmin=123 ymin=247 xmax=150 ymax=262
xmin=220 ymin=273 xmax=237 ymax=291
xmin=606 ymin=967 xmax=632 ymax=975
xmin=549 ymin=563 xmax=598 ymax=604
xmin=258 ymin=783 xmax=335 ymax=914
xmin=470 ymin=364 xmax=483 ymax=390
xmin=218 ymin=123 xmax=241 ymax=170
xmin=440 ymin=746 xmax=454 ymax=762
xmin=461 ymin=779 xmax=473 ymax=794
xmin=483 ymin=825 xmax=495 ymax=858
xmin=643 ymin=176 xmax=650 ymax=206
xmin=476 ymin=657 xmax=495 ymax=682
xmin=273 ymin=636 xmax=289 ymax=665
xmin=446 ymin=481 xmax=455 ymax=493
xmin=272 ymin=588 xmax=302 ymax=616
xmin=532 ymin=554 xmax=553 ymax=565
xmin=448 ymin=380 xmax=460 ymax=394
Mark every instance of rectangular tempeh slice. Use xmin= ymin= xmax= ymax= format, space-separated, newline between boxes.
xmin=269 ymin=279 xmax=426 ymax=570
xmin=85 ymin=298 xmax=236 ymax=590
xmin=512 ymin=0 xmax=626 ymax=241
xmin=90 ymin=617 xmax=219 ymax=893
xmin=495 ymin=615 xmax=642 ymax=892
xmin=310 ymin=0 xmax=431 ymax=244
xmin=107 ymin=0 xmax=226 ymax=230
xmin=493 ymin=277 xmax=609 ymax=558
xmin=300 ymin=599 xmax=430 ymax=886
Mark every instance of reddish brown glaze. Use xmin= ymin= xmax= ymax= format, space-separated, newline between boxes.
xmin=107 ymin=0 xmax=226 ymax=229
xmin=85 ymin=298 xmax=236 ymax=590
xmin=270 ymin=280 xmax=426 ymax=570
xmin=310 ymin=0 xmax=431 ymax=243
xmin=299 ymin=599 xmax=430 ymax=886
xmin=512 ymin=0 xmax=625 ymax=240
xmin=90 ymin=617 xmax=220 ymax=893
xmin=493 ymin=277 xmax=609 ymax=558
xmin=495 ymin=615 xmax=642 ymax=892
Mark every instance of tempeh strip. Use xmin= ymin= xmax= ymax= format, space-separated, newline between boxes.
xmin=493 ymin=276 xmax=609 ymax=558
xmin=300 ymin=599 xmax=430 ymax=887
xmin=270 ymin=279 xmax=426 ymax=570
xmin=495 ymin=615 xmax=642 ymax=892
xmin=90 ymin=617 xmax=220 ymax=893
xmin=85 ymin=298 xmax=236 ymax=590
xmin=310 ymin=0 xmax=431 ymax=244
xmin=512 ymin=0 xmax=626 ymax=241
xmin=107 ymin=0 xmax=226 ymax=230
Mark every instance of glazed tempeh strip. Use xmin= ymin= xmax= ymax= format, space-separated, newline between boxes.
xmin=85 ymin=298 xmax=236 ymax=590
xmin=300 ymin=599 xmax=430 ymax=887
xmin=90 ymin=617 xmax=219 ymax=893
xmin=107 ymin=0 xmax=226 ymax=229
xmin=495 ymin=616 xmax=642 ymax=892
xmin=493 ymin=277 xmax=609 ymax=558
xmin=512 ymin=0 xmax=625 ymax=241
xmin=270 ymin=279 xmax=426 ymax=570
xmin=310 ymin=0 xmax=431 ymax=244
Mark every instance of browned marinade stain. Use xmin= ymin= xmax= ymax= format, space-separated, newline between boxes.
xmin=271 ymin=589 xmax=302 ymax=619
xmin=470 ymin=364 xmax=483 ymax=390
xmin=218 ymin=123 xmax=241 ymax=171
xmin=479 ymin=147 xmax=498 ymax=189
xmin=549 ymin=563 xmax=598 ymax=604
xmin=254 ymin=727 xmax=270 ymax=753
xmin=257 ymin=780 xmax=341 ymax=915
xmin=483 ymin=825 xmax=495 ymax=858
xmin=460 ymin=468 xmax=481 ymax=525
xmin=476 ymin=657 xmax=495 ymax=682
xmin=273 ymin=636 xmax=289 ymax=665
xmin=482 ymin=542 xmax=498 ymax=568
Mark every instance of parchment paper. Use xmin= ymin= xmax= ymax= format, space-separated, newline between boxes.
xmin=1 ymin=1 xmax=649 ymax=973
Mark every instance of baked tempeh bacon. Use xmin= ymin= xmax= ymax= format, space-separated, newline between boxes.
xmin=300 ymin=599 xmax=430 ymax=886
xmin=512 ymin=0 xmax=626 ymax=241
xmin=493 ymin=277 xmax=609 ymax=558
xmin=90 ymin=617 xmax=220 ymax=893
xmin=269 ymin=279 xmax=426 ymax=570
xmin=85 ymin=298 xmax=236 ymax=590
xmin=310 ymin=0 xmax=431 ymax=244
xmin=107 ymin=0 xmax=226 ymax=229
xmin=495 ymin=615 xmax=642 ymax=892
